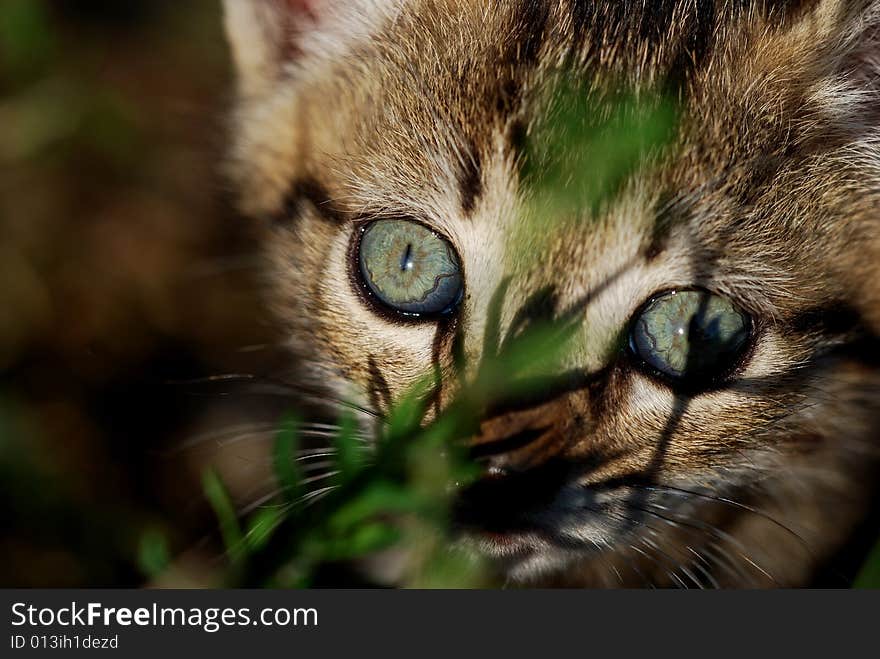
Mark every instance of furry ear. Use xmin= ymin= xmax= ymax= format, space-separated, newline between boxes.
xmin=222 ymin=0 xmax=315 ymax=96
xmin=222 ymin=0 xmax=400 ymax=97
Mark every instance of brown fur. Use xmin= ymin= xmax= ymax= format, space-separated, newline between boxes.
xmin=222 ymin=0 xmax=880 ymax=586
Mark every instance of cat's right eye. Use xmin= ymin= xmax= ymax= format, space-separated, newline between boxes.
xmin=356 ymin=219 xmax=464 ymax=319
xmin=629 ymin=289 xmax=751 ymax=387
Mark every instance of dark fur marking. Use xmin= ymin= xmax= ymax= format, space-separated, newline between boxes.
xmin=586 ymin=365 xmax=620 ymax=422
xmin=508 ymin=118 xmax=532 ymax=189
xmin=500 ymin=285 xmax=559 ymax=352
xmin=787 ymin=301 xmax=866 ymax=338
xmin=458 ymin=138 xmax=483 ymax=215
xmin=644 ymin=191 xmax=694 ymax=261
xmin=367 ymin=355 xmax=392 ymax=415
xmin=450 ymin=320 xmax=468 ymax=384
xmin=484 ymin=366 xmax=611 ymax=420
xmin=469 ymin=426 xmax=550 ymax=461
xmin=490 ymin=1 xmax=548 ymax=120
xmin=738 ymin=154 xmax=789 ymax=206
xmin=569 ymin=1 xmax=627 ymax=49
xmin=567 ymin=1 xmax=817 ymax=93
xmin=665 ymin=0 xmax=717 ymax=94
xmin=734 ymin=119 xmax=855 ymax=209
xmin=278 ymin=178 xmax=348 ymax=226
xmin=495 ymin=77 xmax=522 ymax=119
xmin=428 ymin=316 xmax=458 ymax=417
xmin=491 ymin=0 xmax=548 ymax=125
xmin=516 ymin=0 xmax=551 ymax=66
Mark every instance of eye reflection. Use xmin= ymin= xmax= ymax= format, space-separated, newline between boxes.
xmin=630 ymin=289 xmax=750 ymax=384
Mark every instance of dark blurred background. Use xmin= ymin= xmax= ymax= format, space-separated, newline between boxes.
xmin=0 ymin=0 xmax=280 ymax=587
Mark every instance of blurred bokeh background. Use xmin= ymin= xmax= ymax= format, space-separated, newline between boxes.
xmin=0 ymin=0 xmax=281 ymax=587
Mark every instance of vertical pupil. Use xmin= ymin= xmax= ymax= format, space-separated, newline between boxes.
xmin=400 ymin=243 xmax=414 ymax=272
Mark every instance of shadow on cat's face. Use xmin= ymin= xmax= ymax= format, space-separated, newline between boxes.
xmin=224 ymin=0 xmax=880 ymax=586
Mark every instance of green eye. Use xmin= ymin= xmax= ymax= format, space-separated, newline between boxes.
xmin=630 ymin=289 xmax=751 ymax=385
xmin=357 ymin=219 xmax=463 ymax=317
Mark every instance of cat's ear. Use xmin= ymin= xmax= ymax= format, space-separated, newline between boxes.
xmin=222 ymin=0 xmax=303 ymax=97
xmin=222 ymin=0 xmax=399 ymax=97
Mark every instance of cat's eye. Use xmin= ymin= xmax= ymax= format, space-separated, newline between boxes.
xmin=356 ymin=219 xmax=463 ymax=318
xmin=630 ymin=289 xmax=751 ymax=386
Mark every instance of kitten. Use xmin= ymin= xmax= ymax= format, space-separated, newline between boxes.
xmin=220 ymin=0 xmax=880 ymax=587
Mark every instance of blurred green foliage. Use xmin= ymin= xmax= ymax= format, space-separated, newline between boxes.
xmin=137 ymin=529 xmax=171 ymax=579
xmin=0 ymin=0 xmax=56 ymax=83
xmin=0 ymin=0 xmax=252 ymax=587
xmin=0 ymin=0 xmax=137 ymax=167
xmin=0 ymin=396 xmax=148 ymax=586
xmin=854 ymin=540 xmax=880 ymax=588
xmin=521 ymin=75 xmax=678 ymax=217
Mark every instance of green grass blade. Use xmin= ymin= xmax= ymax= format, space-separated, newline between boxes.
xmin=854 ymin=537 xmax=880 ymax=588
xmin=202 ymin=468 xmax=246 ymax=564
xmin=273 ymin=414 xmax=302 ymax=502
xmin=245 ymin=507 xmax=284 ymax=552
xmin=137 ymin=528 xmax=170 ymax=579
xmin=333 ymin=411 xmax=362 ymax=481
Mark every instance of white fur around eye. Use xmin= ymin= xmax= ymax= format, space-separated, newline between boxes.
xmin=733 ymin=330 xmax=802 ymax=381
xmin=624 ymin=329 xmax=800 ymax=428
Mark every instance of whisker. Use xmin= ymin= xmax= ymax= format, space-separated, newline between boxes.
xmin=599 ymin=507 xmax=696 ymax=588
xmin=300 ymin=460 xmax=337 ymax=473
xmin=589 ymin=539 xmax=621 ymax=587
xmin=301 ymin=470 xmax=340 ymax=486
xmin=642 ymin=511 xmax=755 ymax=586
xmin=599 ymin=538 xmax=654 ymax=588
xmin=173 ymin=425 xmax=368 ymax=454
xmin=296 ymin=450 xmax=338 ymax=460
xmin=684 ymin=546 xmax=720 ymax=589
xmin=169 ymin=423 xmax=279 ymax=453
xmin=628 ymin=541 xmax=687 ymax=588
xmin=300 ymin=485 xmax=339 ymax=508
xmin=629 ymin=498 xmax=778 ymax=586
xmin=641 ymin=530 xmax=704 ymax=589
xmin=166 ymin=373 xmax=385 ymax=420
xmin=700 ymin=540 xmax=761 ymax=587
xmin=642 ymin=483 xmax=811 ymax=553
xmin=238 ymin=488 xmax=285 ymax=516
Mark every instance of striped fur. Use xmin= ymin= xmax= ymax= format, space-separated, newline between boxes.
xmin=223 ymin=0 xmax=880 ymax=586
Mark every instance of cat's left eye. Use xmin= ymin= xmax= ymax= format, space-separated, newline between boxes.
xmin=629 ymin=289 xmax=751 ymax=387
xmin=356 ymin=219 xmax=463 ymax=318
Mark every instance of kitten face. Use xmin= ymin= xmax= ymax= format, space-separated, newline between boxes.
xmin=224 ymin=0 xmax=880 ymax=586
